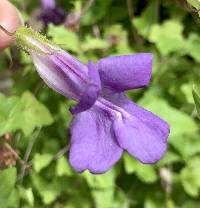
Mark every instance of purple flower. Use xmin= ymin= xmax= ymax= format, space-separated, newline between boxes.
xmin=39 ymin=0 xmax=66 ymax=27
xmin=15 ymin=27 xmax=170 ymax=174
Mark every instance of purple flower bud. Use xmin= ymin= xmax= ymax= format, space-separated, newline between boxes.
xmin=39 ymin=0 xmax=66 ymax=27
xmin=41 ymin=0 xmax=55 ymax=8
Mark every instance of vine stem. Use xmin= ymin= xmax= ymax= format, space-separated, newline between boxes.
xmin=17 ymin=127 xmax=41 ymax=183
xmin=81 ymin=0 xmax=95 ymax=17
xmin=52 ymin=145 xmax=69 ymax=161
xmin=126 ymin=0 xmax=143 ymax=47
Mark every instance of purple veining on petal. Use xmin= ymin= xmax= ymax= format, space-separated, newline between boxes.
xmin=106 ymin=93 xmax=170 ymax=142
xmin=88 ymin=61 xmax=101 ymax=89
xmin=98 ymin=95 xmax=169 ymax=163
xmin=69 ymin=92 xmax=169 ymax=173
xmin=31 ymin=51 xmax=88 ymax=100
xmin=97 ymin=53 xmax=153 ymax=92
xmin=113 ymin=109 xmax=169 ymax=163
xmin=31 ymin=54 xmax=76 ymax=99
xmin=55 ymin=51 xmax=88 ymax=83
xmin=69 ymin=61 xmax=101 ymax=114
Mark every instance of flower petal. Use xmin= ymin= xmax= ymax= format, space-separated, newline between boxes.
xmin=31 ymin=51 xmax=88 ymax=100
xmin=97 ymin=53 xmax=153 ymax=92
xmin=69 ymin=61 xmax=101 ymax=114
xmin=69 ymin=107 xmax=123 ymax=174
xmin=111 ymin=93 xmax=170 ymax=163
xmin=32 ymin=53 xmax=85 ymax=99
xmin=39 ymin=7 xmax=66 ymax=26
xmin=31 ymin=53 xmax=76 ymax=98
xmin=41 ymin=0 xmax=55 ymax=8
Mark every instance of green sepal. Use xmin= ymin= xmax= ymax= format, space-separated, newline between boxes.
xmin=14 ymin=26 xmax=60 ymax=55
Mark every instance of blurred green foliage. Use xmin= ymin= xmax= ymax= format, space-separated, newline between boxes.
xmin=0 ymin=0 xmax=200 ymax=207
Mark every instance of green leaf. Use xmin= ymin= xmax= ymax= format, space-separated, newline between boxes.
xmin=166 ymin=199 xmax=176 ymax=208
xmin=181 ymin=83 xmax=194 ymax=104
xmin=170 ymin=134 xmax=200 ymax=158
xmin=138 ymin=90 xmax=198 ymax=138
xmin=18 ymin=187 xmax=34 ymax=207
xmin=92 ymin=189 xmax=114 ymax=208
xmin=193 ymin=84 xmax=200 ymax=119
xmin=123 ymin=152 xmax=136 ymax=174
xmin=48 ymin=25 xmax=80 ymax=52
xmin=33 ymin=153 xmax=53 ymax=173
xmin=82 ymin=169 xmax=116 ymax=208
xmin=31 ymin=173 xmax=65 ymax=205
xmin=186 ymin=34 xmax=200 ymax=63
xmin=7 ymin=189 xmax=19 ymax=208
xmin=59 ymin=101 xmax=73 ymax=127
xmin=0 ymin=94 xmax=19 ymax=136
xmin=56 ymin=156 xmax=73 ymax=176
xmin=144 ymin=197 xmax=163 ymax=208
xmin=81 ymin=0 xmax=112 ymax=26
xmin=182 ymin=200 xmax=200 ymax=208
xmin=19 ymin=92 xmax=54 ymax=135
xmin=108 ymin=6 xmax=128 ymax=22
xmin=0 ymin=92 xmax=53 ymax=136
xmin=0 ymin=168 xmax=16 ymax=208
xmin=81 ymin=35 xmax=109 ymax=51
xmin=138 ymin=91 xmax=198 ymax=157
xmin=133 ymin=0 xmax=159 ymax=38
xmin=123 ymin=153 xmax=157 ymax=183
xmin=157 ymin=151 xmax=181 ymax=166
xmin=104 ymin=24 xmax=133 ymax=54
xmin=81 ymin=7 xmax=106 ymax=25
xmin=187 ymin=0 xmax=200 ymax=9
xmin=82 ymin=169 xmax=115 ymax=189
xmin=149 ymin=20 xmax=186 ymax=55
xmin=181 ymin=157 xmax=200 ymax=197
